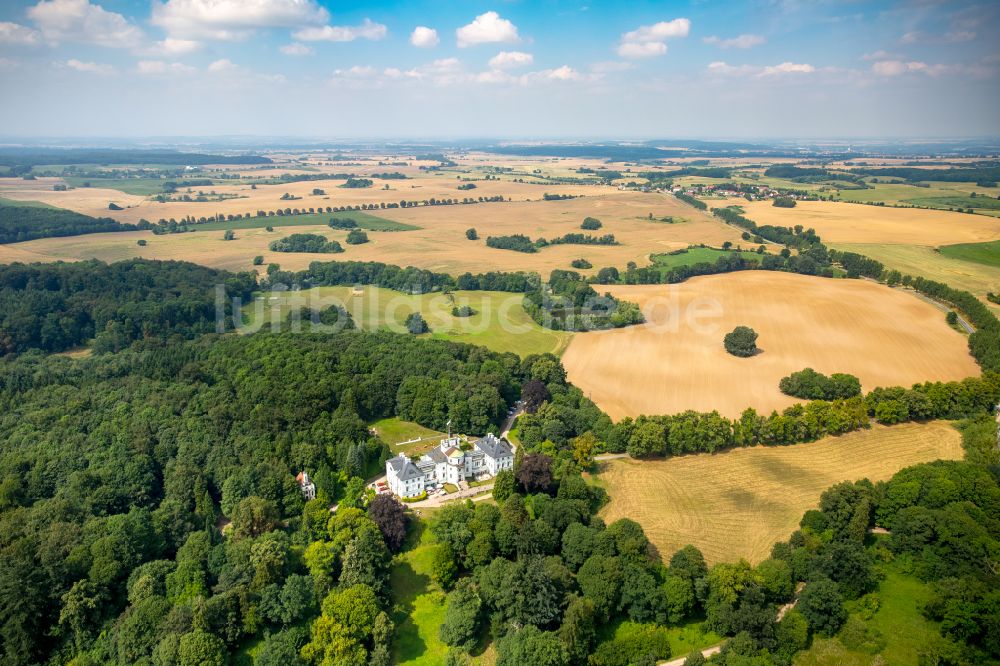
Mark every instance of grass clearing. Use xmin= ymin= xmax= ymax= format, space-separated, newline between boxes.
xmin=794 ymin=558 xmax=942 ymax=666
xmin=194 ymin=210 xmax=418 ymax=232
xmin=593 ymin=421 xmax=963 ymax=565
xmin=651 ymin=246 xmax=764 ymax=272
xmin=833 ymin=242 xmax=1000 ymax=313
xmin=391 ymin=520 xmax=495 ymax=665
xmin=371 ymin=417 xmax=445 ymax=456
xmin=937 ymin=239 xmax=1000 ymax=268
xmin=562 ymin=272 xmax=978 ymax=420
xmin=243 ymin=286 xmax=573 ymax=357
xmin=60 ymin=176 xmax=175 ymax=195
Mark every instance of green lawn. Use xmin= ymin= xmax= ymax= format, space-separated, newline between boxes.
xmin=903 ymin=195 xmax=1000 ymax=212
xmin=370 ymin=417 xmax=444 ymax=453
xmin=651 ymin=246 xmax=764 ymax=272
xmin=832 ymin=242 xmax=1000 ymax=314
xmin=938 ymin=239 xmax=1000 ymax=268
xmin=193 ymin=210 xmax=418 ymax=232
xmin=0 ymin=197 xmax=60 ymax=209
xmin=794 ymin=559 xmax=942 ymax=666
xmin=61 ymin=176 xmax=176 ymax=195
xmin=595 ymin=616 xmax=721 ymax=662
xmin=243 ymin=286 xmax=572 ymax=358
xmin=390 ymin=521 xmax=496 ymax=665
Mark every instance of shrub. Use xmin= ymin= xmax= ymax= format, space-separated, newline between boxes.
xmin=723 ymin=326 xmax=759 ymax=357
xmin=405 ymin=312 xmax=429 ymax=334
xmin=252 ymin=255 xmax=264 ymax=265
xmin=401 ymin=491 xmax=427 ymax=503
xmin=328 ymin=217 xmax=358 ymax=230
xmin=466 ymin=228 xmax=478 ymax=240
xmin=137 ymin=239 xmax=147 ymax=247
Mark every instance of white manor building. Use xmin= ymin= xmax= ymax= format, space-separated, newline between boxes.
xmin=386 ymin=433 xmax=514 ymax=498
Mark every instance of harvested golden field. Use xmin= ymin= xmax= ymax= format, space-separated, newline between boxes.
xmin=594 ymin=421 xmax=963 ymax=564
xmin=0 ymin=171 xmax=613 ymax=224
xmin=562 ymin=272 xmax=978 ymax=420
xmin=0 ymin=192 xmax=746 ymax=275
xmin=739 ymin=200 xmax=1000 ymax=245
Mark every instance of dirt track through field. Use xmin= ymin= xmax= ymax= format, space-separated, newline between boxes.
xmin=562 ymin=271 xmax=979 ymax=419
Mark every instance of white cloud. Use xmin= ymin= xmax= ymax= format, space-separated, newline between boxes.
xmin=872 ymin=59 xmax=950 ymax=77
xmin=708 ymin=60 xmax=815 ymax=77
xmin=617 ymin=18 xmax=689 ymax=58
xmin=760 ymin=61 xmax=814 ymax=76
xmin=622 ymin=18 xmax=690 ymax=43
xmin=207 ymin=58 xmax=237 ymax=72
xmin=143 ymin=37 xmax=201 ymax=56
xmin=617 ymin=41 xmax=667 ymax=58
xmin=703 ymin=33 xmax=765 ymax=49
xmin=280 ymin=42 xmax=312 ymax=56
xmin=294 ymin=18 xmax=386 ymax=42
xmin=456 ymin=11 xmax=519 ymax=47
xmin=65 ymin=58 xmax=114 ymax=74
xmin=333 ymin=64 xmax=377 ymax=78
xmin=544 ymin=65 xmax=579 ymax=81
xmin=590 ymin=60 xmax=635 ymax=73
xmin=410 ymin=25 xmax=438 ymax=48
xmin=28 ymin=0 xmax=144 ymax=48
xmin=152 ymin=0 xmax=329 ymax=40
xmin=0 ymin=57 xmax=19 ymax=70
xmin=489 ymin=50 xmax=533 ymax=69
xmin=0 ymin=21 xmax=41 ymax=45
xmin=135 ymin=59 xmax=195 ymax=75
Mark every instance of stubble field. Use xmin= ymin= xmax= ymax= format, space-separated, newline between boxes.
xmin=593 ymin=420 xmax=963 ymax=564
xmin=738 ymin=200 xmax=1000 ymax=245
xmin=0 ymin=192 xmax=747 ymax=275
xmin=562 ymin=271 xmax=979 ymax=419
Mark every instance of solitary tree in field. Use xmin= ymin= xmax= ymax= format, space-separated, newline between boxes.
xmin=724 ymin=326 xmax=759 ymax=357
xmin=466 ymin=228 xmax=478 ymax=240
xmin=223 ymin=230 xmax=235 ymax=241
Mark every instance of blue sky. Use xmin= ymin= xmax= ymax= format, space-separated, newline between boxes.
xmin=0 ymin=0 xmax=997 ymax=138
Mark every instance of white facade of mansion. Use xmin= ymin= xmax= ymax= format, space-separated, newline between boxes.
xmin=385 ymin=433 xmax=514 ymax=498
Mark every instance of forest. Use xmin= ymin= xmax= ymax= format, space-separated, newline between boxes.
xmin=0 ymin=330 xmax=562 ymax=665
xmin=0 ymin=204 xmax=142 ymax=244
xmin=0 ymin=259 xmax=255 ymax=356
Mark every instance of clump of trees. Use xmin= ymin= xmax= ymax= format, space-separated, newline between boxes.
xmin=581 ymin=217 xmax=602 ymax=230
xmin=346 ymin=229 xmax=369 ymax=245
xmin=341 ymin=177 xmax=373 ymax=188
xmin=269 ymin=233 xmax=344 ymax=254
xmin=779 ymin=368 xmax=861 ymax=400
xmin=773 ymin=196 xmax=797 ymax=208
xmin=523 ymin=270 xmax=644 ymax=332
xmin=486 ymin=234 xmax=538 ymax=253
xmin=451 ymin=305 xmax=476 ymax=317
xmin=724 ymin=326 xmax=759 ymax=357
xmin=571 ymin=258 xmax=592 ymax=269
